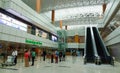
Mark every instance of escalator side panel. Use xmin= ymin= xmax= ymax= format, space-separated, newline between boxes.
xmin=92 ymin=27 xmax=112 ymax=64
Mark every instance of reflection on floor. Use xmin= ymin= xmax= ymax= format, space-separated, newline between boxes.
xmin=0 ymin=56 xmax=120 ymax=73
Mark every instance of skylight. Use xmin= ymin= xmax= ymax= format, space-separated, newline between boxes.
xmin=43 ymin=5 xmax=103 ymax=21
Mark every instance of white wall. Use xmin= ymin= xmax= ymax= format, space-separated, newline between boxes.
xmin=104 ymin=26 xmax=120 ymax=46
xmin=108 ymin=43 xmax=120 ymax=62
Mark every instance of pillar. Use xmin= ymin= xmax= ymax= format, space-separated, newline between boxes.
xmin=36 ymin=0 xmax=41 ymax=13
xmin=60 ymin=20 xmax=62 ymax=29
xmin=51 ymin=10 xmax=55 ymax=24
xmin=74 ymin=35 xmax=79 ymax=43
xmin=103 ymin=3 xmax=107 ymax=14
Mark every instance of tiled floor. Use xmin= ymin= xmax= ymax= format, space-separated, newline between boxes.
xmin=0 ymin=56 xmax=120 ymax=73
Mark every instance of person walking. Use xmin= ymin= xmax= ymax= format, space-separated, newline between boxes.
xmin=59 ymin=51 xmax=62 ymax=62
xmin=24 ymin=50 xmax=30 ymax=67
xmin=55 ymin=50 xmax=59 ymax=63
xmin=12 ymin=49 xmax=18 ymax=65
xmin=62 ymin=51 xmax=66 ymax=61
xmin=43 ymin=50 xmax=46 ymax=61
xmin=31 ymin=49 xmax=36 ymax=66
xmin=51 ymin=51 xmax=54 ymax=63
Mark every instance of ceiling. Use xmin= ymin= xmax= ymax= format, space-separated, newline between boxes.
xmin=42 ymin=5 xmax=103 ymax=26
xmin=22 ymin=0 xmax=110 ymax=30
xmin=22 ymin=0 xmax=109 ymax=12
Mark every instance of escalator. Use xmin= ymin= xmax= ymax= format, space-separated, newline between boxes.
xmin=92 ymin=27 xmax=113 ymax=64
xmin=84 ymin=27 xmax=95 ymax=63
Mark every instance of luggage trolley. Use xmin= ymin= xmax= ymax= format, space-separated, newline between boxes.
xmin=1 ymin=56 xmax=15 ymax=67
xmin=0 ymin=55 xmax=4 ymax=67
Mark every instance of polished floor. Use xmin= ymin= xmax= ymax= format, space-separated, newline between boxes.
xmin=0 ymin=56 xmax=120 ymax=73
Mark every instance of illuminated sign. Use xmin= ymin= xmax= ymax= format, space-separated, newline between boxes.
xmin=52 ymin=35 xmax=57 ymax=42
xmin=0 ymin=12 xmax=27 ymax=31
xmin=25 ymin=39 xmax=42 ymax=46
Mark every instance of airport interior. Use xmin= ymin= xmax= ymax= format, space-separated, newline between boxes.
xmin=0 ymin=0 xmax=120 ymax=73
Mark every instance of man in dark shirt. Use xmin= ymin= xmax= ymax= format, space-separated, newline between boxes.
xmin=43 ymin=50 xmax=46 ymax=61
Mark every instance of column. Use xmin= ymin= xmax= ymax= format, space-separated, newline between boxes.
xmin=51 ymin=10 xmax=55 ymax=24
xmin=74 ymin=35 xmax=79 ymax=43
xmin=103 ymin=3 xmax=107 ymax=14
xmin=36 ymin=0 xmax=41 ymax=13
xmin=60 ymin=20 xmax=62 ymax=29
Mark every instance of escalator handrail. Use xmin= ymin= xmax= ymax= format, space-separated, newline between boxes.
xmin=83 ymin=27 xmax=88 ymax=58
xmin=91 ymin=27 xmax=99 ymax=57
